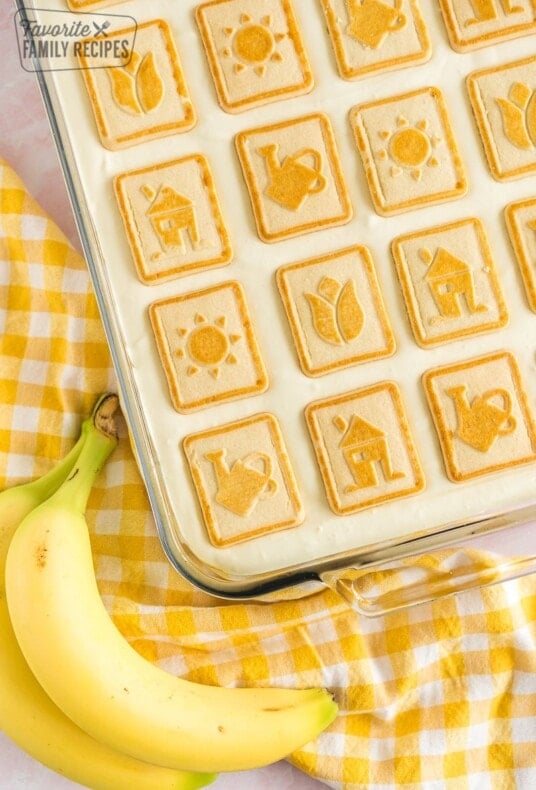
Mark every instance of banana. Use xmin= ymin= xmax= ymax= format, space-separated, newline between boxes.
xmin=6 ymin=397 xmax=338 ymax=775
xmin=0 ymin=394 xmax=215 ymax=790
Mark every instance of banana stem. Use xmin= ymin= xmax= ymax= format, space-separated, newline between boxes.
xmin=50 ymin=394 xmax=119 ymax=514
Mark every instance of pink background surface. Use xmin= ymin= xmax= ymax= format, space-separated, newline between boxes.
xmin=0 ymin=5 xmax=326 ymax=789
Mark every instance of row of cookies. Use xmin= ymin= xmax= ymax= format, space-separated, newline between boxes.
xmin=180 ymin=349 xmax=536 ymax=547
xmin=146 ymin=208 xmax=535 ymax=419
xmin=70 ymin=0 xmax=536 ymax=97
xmin=77 ymin=9 xmax=536 ymax=194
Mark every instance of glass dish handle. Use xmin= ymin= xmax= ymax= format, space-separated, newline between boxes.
xmin=321 ymin=507 xmax=536 ymax=616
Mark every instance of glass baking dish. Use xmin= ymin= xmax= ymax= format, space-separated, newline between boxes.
xmin=17 ymin=0 xmax=536 ymax=614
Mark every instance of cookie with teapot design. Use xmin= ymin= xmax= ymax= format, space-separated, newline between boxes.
xmin=423 ymin=351 xmax=536 ymax=482
xmin=183 ymin=412 xmax=304 ymax=546
xmin=235 ymin=112 xmax=353 ymax=241
xmin=320 ymin=0 xmax=431 ymax=81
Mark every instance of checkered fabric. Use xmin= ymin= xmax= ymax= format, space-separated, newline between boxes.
xmin=2 ymin=156 xmax=536 ymax=789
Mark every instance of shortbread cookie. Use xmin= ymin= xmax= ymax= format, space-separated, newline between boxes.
xmin=235 ymin=112 xmax=352 ymax=242
xmin=183 ymin=412 xmax=304 ymax=546
xmin=504 ymin=197 xmax=536 ymax=312
xmin=67 ymin=0 xmax=127 ymax=8
xmin=423 ymin=351 xmax=536 ymax=482
xmin=276 ymin=245 xmax=396 ymax=376
xmin=114 ymin=155 xmax=232 ymax=284
xmin=320 ymin=0 xmax=431 ymax=81
xmin=438 ymin=0 xmax=536 ymax=52
xmin=79 ymin=19 xmax=196 ymax=149
xmin=149 ymin=281 xmax=268 ymax=413
xmin=392 ymin=217 xmax=508 ymax=347
xmin=467 ymin=56 xmax=536 ymax=181
xmin=305 ymin=382 xmax=425 ymax=515
xmin=350 ymin=86 xmax=468 ymax=216
xmin=196 ymin=0 xmax=313 ymax=113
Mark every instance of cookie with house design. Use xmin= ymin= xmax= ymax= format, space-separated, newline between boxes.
xmin=423 ymin=351 xmax=536 ymax=482
xmin=305 ymin=382 xmax=425 ymax=515
xmin=183 ymin=412 xmax=304 ymax=546
xmin=504 ymin=197 xmax=536 ymax=312
xmin=114 ymin=155 xmax=232 ymax=284
xmin=235 ymin=112 xmax=352 ymax=242
xmin=438 ymin=0 xmax=536 ymax=52
xmin=391 ymin=217 xmax=508 ymax=347
xmin=149 ymin=281 xmax=268 ymax=412
xmin=320 ymin=0 xmax=431 ymax=81
xmin=196 ymin=0 xmax=313 ymax=113
xmin=350 ymin=86 xmax=468 ymax=216
xmin=276 ymin=245 xmax=396 ymax=376
xmin=467 ymin=56 xmax=536 ymax=181
xmin=79 ymin=19 xmax=196 ymax=149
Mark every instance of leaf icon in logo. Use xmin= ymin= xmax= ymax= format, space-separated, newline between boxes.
xmin=305 ymin=277 xmax=364 ymax=346
xmin=107 ymin=51 xmax=164 ymax=116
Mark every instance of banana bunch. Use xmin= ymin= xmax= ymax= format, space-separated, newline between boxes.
xmin=1 ymin=393 xmax=338 ymax=788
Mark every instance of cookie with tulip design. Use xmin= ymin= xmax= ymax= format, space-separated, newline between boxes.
xmin=79 ymin=19 xmax=196 ymax=149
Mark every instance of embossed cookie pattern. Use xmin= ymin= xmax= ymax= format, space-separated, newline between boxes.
xmin=438 ymin=0 xmax=536 ymax=52
xmin=467 ymin=56 xmax=536 ymax=181
xmin=320 ymin=0 xmax=431 ymax=81
xmin=423 ymin=351 xmax=536 ymax=482
xmin=149 ymin=281 xmax=268 ymax=412
xmin=235 ymin=112 xmax=353 ymax=241
xmin=350 ymin=86 xmax=468 ymax=215
xmin=305 ymin=382 xmax=425 ymax=515
xmin=79 ymin=19 xmax=196 ymax=149
xmin=392 ymin=217 xmax=509 ymax=346
xmin=276 ymin=245 xmax=396 ymax=376
xmin=196 ymin=0 xmax=313 ymax=113
xmin=114 ymin=155 xmax=232 ymax=284
xmin=504 ymin=197 xmax=536 ymax=312
xmin=183 ymin=412 xmax=304 ymax=546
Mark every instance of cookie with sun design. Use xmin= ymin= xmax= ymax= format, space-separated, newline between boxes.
xmin=183 ymin=412 xmax=304 ymax=546
xmin=350 ymin=86 xmax=468 ymax=216
xmin=320 ymin=0 xmax=431 ymax=81
xmin=235 ymin=112 xmax=353 ymax=242
xmin=391 ymin=217 xmax=509 ymax=347
xmin=196 ymin=0 xmax=313 ymax=113
xmin=437 ymin=0 xmax=536 ymax=53
xmin=148 ymin=281 xmax=268 ymax=413
xmin=78 ymin=19 xmax=196 ymax=150
xmin=467 ymin=55 xmax=536 ymax=182
xmin=114 ymin=154 xmax=232 ymax=284
xmin=504 ymin=197 xmax=536 ymax=312
xmin=423 ymin=351 xmax=536 ymax=482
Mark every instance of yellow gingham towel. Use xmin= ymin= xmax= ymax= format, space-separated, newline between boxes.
xmin=2 ymin=156 xmax=536 ymax=789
